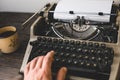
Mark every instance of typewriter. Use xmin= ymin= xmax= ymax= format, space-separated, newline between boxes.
xmin=20 ymin=0 xmax=120 ymax=80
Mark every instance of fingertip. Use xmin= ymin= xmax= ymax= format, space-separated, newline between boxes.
xmin=50 ymin=50 xmax=55 ymax=53
xmin=46 ymin=50 xmax=55 ymax=58
xmin=57 ymin=67 xmax=67 ymax=80
xmin=42 ymin=50 xmax=55 ymax=70
xmin=62 ymin=67 xmax=67 ymax=72
xmin=49 ymin=50 xmax=55 ymax=55
xmin=60 ymin=67 xmax=67 ymax=75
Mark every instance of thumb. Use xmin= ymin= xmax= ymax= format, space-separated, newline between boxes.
xmin=57 ymin=67 xmax=67 ymax=80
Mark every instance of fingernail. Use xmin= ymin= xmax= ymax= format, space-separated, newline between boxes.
xmin=63 ymin=67 xmax=67 ymax=72
xmin=49 ymin=50 xmax=55 ymax=55
xmin=50 ymin=50 xmax=54 ymax=53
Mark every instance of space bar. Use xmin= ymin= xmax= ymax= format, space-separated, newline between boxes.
xmin=52 ymin=66 xmax=109 ymax=79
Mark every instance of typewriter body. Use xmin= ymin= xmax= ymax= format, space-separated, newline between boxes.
xmin=20 ymin=0 xmax=120 ymax=80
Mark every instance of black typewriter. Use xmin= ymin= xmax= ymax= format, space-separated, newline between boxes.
xmin=20 ymin=1 xmax=120 ymax=80
xmin=29 ymin=36 xmax=114 ymax=79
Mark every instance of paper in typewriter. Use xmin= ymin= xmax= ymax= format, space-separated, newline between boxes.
xmin=54 ymin=0 xmax=113 ymax=22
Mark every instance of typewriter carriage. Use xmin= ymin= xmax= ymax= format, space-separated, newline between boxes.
xmin=32 ymin=3 xmax=120 ymax=44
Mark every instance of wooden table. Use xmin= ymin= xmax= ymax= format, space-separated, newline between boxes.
xmin=0 ymin=12 xmax=38 ymax=80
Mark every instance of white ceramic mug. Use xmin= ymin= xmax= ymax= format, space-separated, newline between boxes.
xmin=0 ymin=26 xmax=19 ymax=54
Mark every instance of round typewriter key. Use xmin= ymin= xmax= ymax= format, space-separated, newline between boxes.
xmin=48 ymin=44 xmax=53 ymax=49
xmin=55 ymin=58 xmax=60 ymax=62
xmin=58 ymin=39 xmax=63 ymax=43
xmin=42 ymin=37 xmax=46 ymax=41
xmin=53 ymin=45 xmax=58 ymax=49
xmin=94 ymin=43 xmax=99 ymax=47
xmin=47 ymin=37 xmax=52 ymax=42
xmin=73 ymin=59 xmax=78 ymax=65
xmin=70 ymin=40 xmax=74 ymax=44
xmin=37 ymin=37 xmax=41 ymax=40
xmin=86 ymin=63 xmax=90 ymax=67
xmin=59 ymin=46 xmax=64 ymax=50
xmin=93 ymin=63 xmax=97 ymax=68
xmin=65 ymin=53 xmax=70 ymax=57
xmin=61 ymin=58 xmax=66 ymax=63
xmin=77 ymin=55 xmax=82 ymax=59
xmin=80 ymin=62 xmax=84 ymax=66
xmin=64 ymin=40 xmax=69 ymax=44
xmin=105 ymin=56 xmax=109 ymax=60
xmin=52 ymin=38 xmax=58 ymax=43
xmin=98 ymin=57 xmax=102 ymax=61
xmin=70 ymin=54 xmax=76 ymax=58
xmin=81 ymin=41 xmax=87 ymax=46
xmin=77 ymin=48 xmax=82 ymax=52
xmin=59 ymin=52 xmax=64 ymax=56
xmin=88 ymin=42 xmax=93 ymax=47
xmin=65 ymin=46 xmax=70 ymax=51
xmin=84 ymin=55 xmax=89 ymax=59
xmin=89 ymin=49 xmax=95 ymax=54
xmin=71 ymin=47 xmax=76 ymax=51
xmin=91 ymin=56 xmax=95 ymax=61
xmin=30 ymin=41 xmax=38 ymax=46
xmin=67 ymin=59 xmax=72 ymax=64
xmin=42 ymin=51 xmax=48 ymax=55
xmin=96 ymin=49 xmax=102 ymax=55
xmin=82 ymin=48 xmax=89 ymax=53
xmin=75 ymin=41 xmax=81 ymax=45
xmin=100 ymin=43 xmax=106 ymax=48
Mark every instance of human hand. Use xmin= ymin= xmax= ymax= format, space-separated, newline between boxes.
xmin=24 ymin=50 xmax=67 ymax=80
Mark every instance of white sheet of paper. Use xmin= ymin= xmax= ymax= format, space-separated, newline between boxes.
xmin=54 ymin=0 xmax=113 ymax=22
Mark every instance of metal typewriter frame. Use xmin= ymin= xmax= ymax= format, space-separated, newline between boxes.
xmin=20 ymin=3 xmax=120 ymax=80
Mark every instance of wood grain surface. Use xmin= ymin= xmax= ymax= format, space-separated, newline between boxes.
xmin=0 ymin=12 xmax=38 ymax=80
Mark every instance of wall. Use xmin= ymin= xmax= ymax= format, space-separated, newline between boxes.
xmin=0 ymin=0 xmax=59 ymax=13
xmin=0 ymin=0 xmax=120 ymax=13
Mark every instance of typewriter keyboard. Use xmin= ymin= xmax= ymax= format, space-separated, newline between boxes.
xmin=28 ymin=37 xmax=114 ymax=79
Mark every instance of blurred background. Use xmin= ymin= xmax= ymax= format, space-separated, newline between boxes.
xmin=0 ymin=0 xmax=59 ymax=13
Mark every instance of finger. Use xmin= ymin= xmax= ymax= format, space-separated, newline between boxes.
xmin=57 ymin=67 xmax=67 ymax=80
xmin=42 ymin=50 xmax=55 ymax=70
xmin=24 ymin=62 xmax=31 ymax=76
xmin=35 ymin=56 xmax=44 ymax=69
xmin=29 ymin=57 xmax=38 ymax=70
xmin=39 ymin=51 xmax=54 ymax=80
xmin=41 ymin=50 xmax=55 ymax=77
